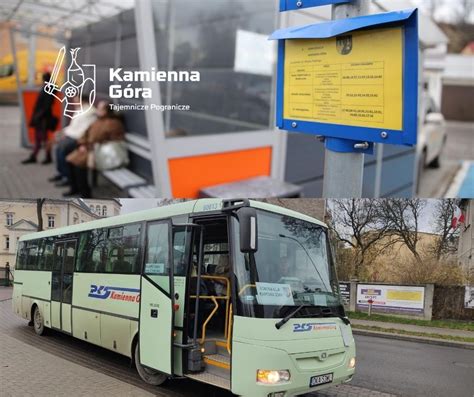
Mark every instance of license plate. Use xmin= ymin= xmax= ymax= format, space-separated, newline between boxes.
xmin=309 ymin=373 xmax=333 ymax=387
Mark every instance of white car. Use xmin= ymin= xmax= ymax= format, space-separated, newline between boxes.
xmin=418 ymin=96 xmax=447 ymax=169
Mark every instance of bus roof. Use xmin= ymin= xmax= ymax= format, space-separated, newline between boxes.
xmin=20 ymin=199 xmax=327 ymax=241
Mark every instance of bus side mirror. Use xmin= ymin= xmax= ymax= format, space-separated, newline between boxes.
xmin=237 ymin=207 xmax=258 ymax=253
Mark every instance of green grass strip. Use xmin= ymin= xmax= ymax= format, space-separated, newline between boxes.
xmin=347 ymin=311 xmax=474 ymax=332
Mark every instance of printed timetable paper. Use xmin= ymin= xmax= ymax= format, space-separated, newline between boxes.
xmin=283 ymin=27 xmax=403 ymax=131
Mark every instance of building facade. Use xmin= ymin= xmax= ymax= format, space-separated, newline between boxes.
xmin=0 ymin=199 xmax=121 ymax=270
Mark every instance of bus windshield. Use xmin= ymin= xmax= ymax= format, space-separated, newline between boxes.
xmin=232 ymin=210 xmax=342 ymax=319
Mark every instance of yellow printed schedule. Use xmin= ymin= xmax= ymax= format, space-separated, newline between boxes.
xmin=283 ymin=27 xmax=403 ymax=130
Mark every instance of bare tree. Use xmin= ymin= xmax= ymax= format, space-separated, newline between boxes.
xmin=36 ymin=198 xmax=45 ymax=232
xmin=430 ymin=199 xmax=460 ymax=260
xmin=378 ymin=199 xmax=426 ymax=265
xmin=329 ymin=199 xmax=389 ymax=278
xmin=457 ymin=0 xmax=474 ymax=24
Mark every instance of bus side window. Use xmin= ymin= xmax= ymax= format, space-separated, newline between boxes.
xmin=106 ymin=224 xmax=141 ymax=274
xmin=173 ymin=227 xmax=190 ymax=277
xmin=37 ymin=238 xmax=54 ymax=271
xmin=25 ymin=240 xmax=39 ymax=270
xmin=145 ymin=223 xmax=169 ymax=276
xmin=76 ymin=229 xmax=107 ymax=273
xmin=16 ymin=241 xmax=26 ymax=270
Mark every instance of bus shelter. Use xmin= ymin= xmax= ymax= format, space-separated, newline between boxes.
xmin=1 ymin=0 xmax=449 ymax=199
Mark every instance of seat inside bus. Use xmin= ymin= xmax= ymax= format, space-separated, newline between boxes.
xmin=188 ymin=218 xmax=230 ymax=343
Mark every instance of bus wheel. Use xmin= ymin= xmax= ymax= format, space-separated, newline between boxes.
xmin=33 ymin=306 xmax=46 ymax=336
xmin=134 ymin=343 xmax=168 ymax=386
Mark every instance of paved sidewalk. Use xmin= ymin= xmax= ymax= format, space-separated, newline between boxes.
xmin=351 ymin=319 xmax=474 ymax=339
xmin=0 ymin=105 xmax=121 ymax=198
xmin=0 ymin=286 xmax=13 ymax=301
xmin=1 ymin=334 xmax=156 ymax=397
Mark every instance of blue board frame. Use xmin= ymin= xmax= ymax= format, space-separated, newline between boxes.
xmin=280 ymin=0 xmax=349 ymax=12
xmin=271 ymin=9 xmax=419 ymax=147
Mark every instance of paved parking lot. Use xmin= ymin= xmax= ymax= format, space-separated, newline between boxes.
xmin=418 ymin=121 xmax=474 ymax=197
xmin=0 ymin=288 xmax=394 ymax=397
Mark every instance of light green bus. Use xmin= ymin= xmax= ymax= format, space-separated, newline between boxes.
xmin=12 ymin=199 xmax=355 ymax=397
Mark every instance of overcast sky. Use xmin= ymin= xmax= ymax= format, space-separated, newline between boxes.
xmin=412 ymin=0 xmax=474 ymax=23
xmin=120 ymin=199 xmax=161 ymax=214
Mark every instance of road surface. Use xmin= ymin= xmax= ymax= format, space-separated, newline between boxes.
xmin=1 ymin=291 xmax=473 ymax=397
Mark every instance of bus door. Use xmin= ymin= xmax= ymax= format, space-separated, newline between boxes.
xmin=51 ymin=240 xmax=76 ymax=333
xmin=139 ymin=220 xmax=174 ymax=375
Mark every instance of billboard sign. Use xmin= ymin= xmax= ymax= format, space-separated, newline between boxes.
xmin=339 ymin=282 xmax=351 ymax=306
xmin=465 ymin=286 xmax=474 ymax=309
xmin=356 ymin=284 xmax=425 ymax=315
xmin=270 ymin=9 xmax=419 ymax=147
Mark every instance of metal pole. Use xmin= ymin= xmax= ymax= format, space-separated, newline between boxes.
xmin=27 ymin=27 xmax=37 ymax=87
xmin=322 ymin=0 xmax=371 ymax=199
xmin=193 ymin=227 xmax=204 ymax=345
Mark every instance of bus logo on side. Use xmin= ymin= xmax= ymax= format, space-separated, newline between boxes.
xmin=88 ymin=285 xmax=141 ymax=303
xmin=293 ymin=323 xmax=338 ymax=332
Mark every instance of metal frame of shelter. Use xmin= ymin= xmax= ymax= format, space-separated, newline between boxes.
xmin=1 ymin=0 xmax=423 ymax=199
xmin=1 ymin=0 xmax=134 ymax=147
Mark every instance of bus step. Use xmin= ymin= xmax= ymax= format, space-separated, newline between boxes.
xmin=215 ymin=340 xmax=229 ymax=355
xmin=185 ymin=372 xmax=231 ymax=390
xmin=204 ymin=353 xmax=230 ymax=370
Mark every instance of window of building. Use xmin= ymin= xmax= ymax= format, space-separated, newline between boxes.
xmin=73 ymin=212 xmax=79 ymax=224
xmin=102 ymin=206 xmax=107 ymax=217
xmin=90 ymin=205 xmax=95 ymax=213
xmin=96 ymin=205 xmax=101 ymax=214
xmin=47 ymin=215 xmax=55 ymax=228
xmin=6 ymin=213 xmax=13 ymax=226
xmin=4 ymin=236 xmax=9 ymax=250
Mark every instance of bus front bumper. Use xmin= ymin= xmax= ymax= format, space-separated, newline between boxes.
xmin=231 ymin=341 xmax=356 ymax=397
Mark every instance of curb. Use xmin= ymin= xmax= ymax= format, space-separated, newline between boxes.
xmin=353 ymin=328 xmax=474 ymax=350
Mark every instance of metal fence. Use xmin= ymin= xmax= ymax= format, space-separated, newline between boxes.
xmin=0 ymin=266 xmax=13 ymax=287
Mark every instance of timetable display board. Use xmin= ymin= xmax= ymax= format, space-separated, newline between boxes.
xmin=271 ymin=9 xmax=419 ymax=147
xmin=284 ymin=28 xmax=403 ymax=130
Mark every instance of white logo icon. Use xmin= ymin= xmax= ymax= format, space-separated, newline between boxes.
xmin=44 ymin=46 xmax=96 ymax=119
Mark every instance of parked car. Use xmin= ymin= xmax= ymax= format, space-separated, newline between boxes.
xmin=418 ymin=95 xmax=447 ymax=169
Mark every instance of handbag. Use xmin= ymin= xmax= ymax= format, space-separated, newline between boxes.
xmin=93 ymin=140 xmax=129 ymax=171
xmin=66 ymin=147 xmax=88 ymax=168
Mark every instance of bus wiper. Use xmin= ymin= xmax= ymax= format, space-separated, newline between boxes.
xmin=338 ymin=315 xmax=351 ymax=325
xmin=275 ymin=304 xmax=306 ymax=330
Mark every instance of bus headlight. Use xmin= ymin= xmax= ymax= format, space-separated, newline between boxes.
xmin=257 ymin=370 xmax=291 ymax=384
xmin=348 ymin=357 xmax=356 ymax=369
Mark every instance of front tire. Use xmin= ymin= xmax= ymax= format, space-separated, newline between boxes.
xmin=428 ymin=155 xmax=440 ymax=169
xmin=33 ymin=306 xmax=46 ymax=336
xmin=134 ymin=342 xmax=168 ymax=386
